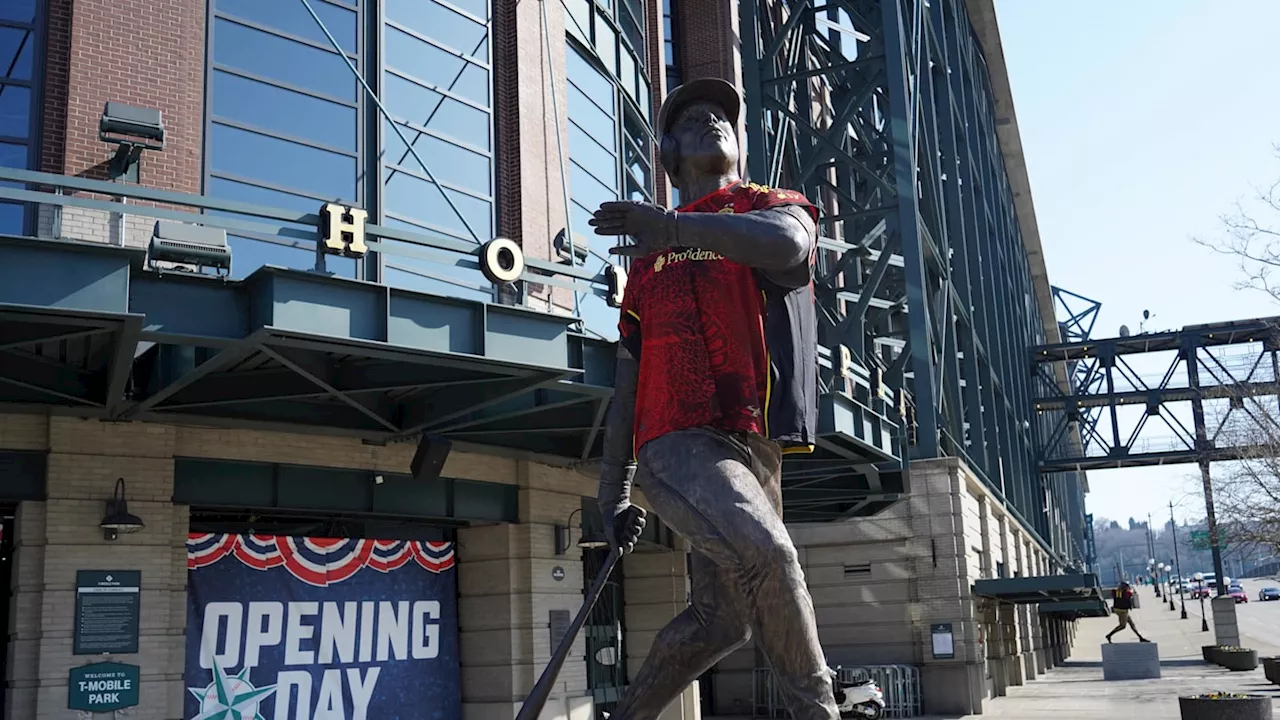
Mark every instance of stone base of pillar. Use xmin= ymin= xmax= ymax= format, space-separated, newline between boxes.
xmin=920 ymin=663 xmax=985 ymax=716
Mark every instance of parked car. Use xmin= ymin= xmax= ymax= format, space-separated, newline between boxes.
xmin=1229 ymin=585 xmax=1249 ymax=603
xmin=1258 ymin=587 xmax=1280 ymax=602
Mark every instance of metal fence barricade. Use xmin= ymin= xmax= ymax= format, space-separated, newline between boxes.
xmin=752 ymin=665 xmax=923 ymax=718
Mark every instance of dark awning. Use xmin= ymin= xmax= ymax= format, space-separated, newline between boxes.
xmin=1037 ymin=598 xmax=1110 ymax=619
xmin=973 ymin=573 xmax=1104 ymax=605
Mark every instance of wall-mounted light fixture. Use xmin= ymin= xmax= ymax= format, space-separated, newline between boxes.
xmin=100 ymin=478 xmax=145 ymax=541
xmin=554 ymin=508 xmax=609 ymax=556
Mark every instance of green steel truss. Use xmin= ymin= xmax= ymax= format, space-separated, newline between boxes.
xmin=740 ymin=0 xmax=1085 ymax=562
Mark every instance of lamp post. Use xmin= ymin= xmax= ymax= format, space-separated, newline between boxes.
xmin=1158 ymin=563 xmax=1169 ymax=610
xmin=1150 ymin=558 xmax=1162 ymax=598
xmin=1194 ymin=572 xmax=1209 ymax=632
xmin=1167 ymin=560 xmax=1177 ymax=611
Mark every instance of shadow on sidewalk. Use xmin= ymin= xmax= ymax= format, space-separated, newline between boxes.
xmin=1058 ymin=659 xmax=1211 ymax=668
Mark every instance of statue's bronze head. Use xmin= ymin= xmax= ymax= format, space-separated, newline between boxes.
xmin=657 ymin=78 xmax=742 ymax=188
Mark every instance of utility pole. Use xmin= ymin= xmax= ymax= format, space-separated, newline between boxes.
xmin=1171 ymin=501 xmax=1187 ymax=619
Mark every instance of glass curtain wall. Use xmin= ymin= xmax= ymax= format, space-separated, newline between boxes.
xmin=205 ymin=0 xmax=362 ymax=278
xmin=563 ymin=0 xmax=654 ymax=340
xmin=0 ymin=0 xmax=38 ymax=235
xmin=205 ymin=0 xmax=494 ymax=298
xmin=380 ymin=0 xmax=494 ymax=302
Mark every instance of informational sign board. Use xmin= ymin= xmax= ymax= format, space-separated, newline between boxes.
xmin=73 ymin=570 xmax=141 ymax=655
xmin=185 ymin=534 xmax=460 ymax=720
xmin=68 ymin=661 xmax=140 ymax=713
xmin=549 ymin=609 xmax=571 ymax=650
xmin=931 ymin=623 xmax=955 ymax=659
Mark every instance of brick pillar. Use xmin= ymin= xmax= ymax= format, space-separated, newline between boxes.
xmin=456 ymin=464 xmax=595 ymax=720
xmin=622 ymin=542 xmax=697 ymax=720
xmin=38 ymin=0 xmax=206 ymax=248
xmin=907 ymin=458 xmax=983 ymax=717
xmin=9 ymin=418 xmax=188 ymax=719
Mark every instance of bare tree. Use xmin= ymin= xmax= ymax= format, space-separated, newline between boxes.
xmin=1195 ymin=146 xmax=1280 ymax=302
xmin=1206 ymin=395 xmax=1280 ymax=553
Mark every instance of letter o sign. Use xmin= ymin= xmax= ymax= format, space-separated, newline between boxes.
xmin=481 ymin=238 xmax=525 ymax=284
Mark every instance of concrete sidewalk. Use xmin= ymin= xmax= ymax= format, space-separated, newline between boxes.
xmin=921 ymin=586 xmax=1280 ymax=719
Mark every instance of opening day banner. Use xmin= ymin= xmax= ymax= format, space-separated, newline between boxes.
xmin=184 ymin=533 xmax=460 ymax=720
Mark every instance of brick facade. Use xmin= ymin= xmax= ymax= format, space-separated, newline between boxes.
xmin=41 ymin=0 xmax=205 ymax=190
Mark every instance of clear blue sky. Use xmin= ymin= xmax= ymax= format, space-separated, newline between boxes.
xmin=994 ymin=1 xmax=1280 ymax=524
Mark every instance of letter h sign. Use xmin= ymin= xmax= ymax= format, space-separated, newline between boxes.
xmin=320 ymin=203 xmax=369 ymax=257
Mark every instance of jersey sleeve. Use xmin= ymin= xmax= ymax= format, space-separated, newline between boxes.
xmin=749 ymin=186 xmax=819 ymax=288
xmin=751 ymin=187 xmax=819 ymax=224
xmin=618 ymin=274 xmax=642 ymax=360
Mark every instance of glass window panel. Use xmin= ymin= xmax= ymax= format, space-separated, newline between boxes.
xmin=568 ymin=202 xmax=599 ymax=248
xmin=0 ymin=140 xmax=26 ymax=168
xmin=212 ymin=71 xmax=356 ymax=150
xmin=384 ymin=120 xmax=491 ymax=195
xmin=564 ymin=0 xmax=591 ymax=42
xmin=440 ymin=0 xmax=489 ymax=23
xmin=214 ymin=0 xmax=358 ymax=54
xmin=566 ymin=49 xmax=614 ymax=106
xmin=568 ymin=123 xmax=616 ymax=182
xmin=210 ymin=123 xmax=357 ymax=201
xmin=637 ymin=76 xmax=651 ymax=121
xmin=0 ymin=0 xmax=36 ymax=23
xmin=226 ymin=235 xmax=357 ymax=279
xmin=593 ymin=15 xmax=617 ymax=77
xmin=383 ymin=167 xmax=492 ymax=241
xmin=208 ymin=175 xmax=331 ymax=216
xmin=664 ymin=40 xmax=674 ymax=66
xmin=386 ymin=0 xmax=489 ymax=62
xmin=213 ymin=18 xmax=356 ymax=101
xmin=385 ymin=26 xmax=489 ymax=107
xmin=618 ymin=48 xmax=636 ymax=105
xmin=566 ymin=85 xmax=615 ymax=149
xmin=570 ymin=162 xmax=618 ymax=211
xmin=0 ymin=201 xmax=24 ymax=234
xmin=0 ymin=27 xmax=34 ymax=81
xmin=620 ymin=11 xmax=643 ymax=58
xmin=383 ymin=74 xmax=491 ymax=150
xmin=0 ymin=85 xmax=29 ymax=138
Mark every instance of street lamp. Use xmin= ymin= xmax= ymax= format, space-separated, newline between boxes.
xmin=1194 ymin=572 xmax=1209 ymax=632
xmin=1158 ymin=563 xmax=1169 ymax=609
xmin=1167 ymin=560 xmax=1177 ymax=611
xmin=1170 ymin=499 xmax=1188 ymax=619
xmin=1151 ymin=559 xmax=1162 ymax=598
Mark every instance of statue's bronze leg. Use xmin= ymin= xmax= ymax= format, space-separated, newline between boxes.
xmin=611 ymin=427 xmax=837 ymax=720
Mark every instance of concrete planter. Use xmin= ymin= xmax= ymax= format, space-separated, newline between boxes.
xmin=1262 ymin=657 xmax=1280 ymax=684
xmin=1204 ymin=645 xmax=1218 ymax=663
xmin=1219 ymin=649 xmax=1260 ymax=672
xmin=1179 ymin=694 xmax=1272 ymax=720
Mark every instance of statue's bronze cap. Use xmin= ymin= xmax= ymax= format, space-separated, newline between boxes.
xmin=657 ymin=78 xmax=742 ymax=138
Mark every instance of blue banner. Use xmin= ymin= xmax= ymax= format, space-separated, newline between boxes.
xmin=184 ymin=534 xmax=460 ymax=720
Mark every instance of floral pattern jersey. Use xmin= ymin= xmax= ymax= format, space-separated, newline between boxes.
xmin=618 ymin=181 xmax=820 ymax=456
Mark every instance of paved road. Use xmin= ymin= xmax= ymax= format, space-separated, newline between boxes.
xmin=1176 ymin=577 xmax=1280 ymax=653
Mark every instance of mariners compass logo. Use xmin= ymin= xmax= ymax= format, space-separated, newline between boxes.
xmin=188 ymin=661 xmax=278 ymax=720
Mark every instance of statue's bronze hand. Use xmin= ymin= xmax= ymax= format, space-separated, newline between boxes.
xmin=589 ymin=200 xmax=676 ymax=258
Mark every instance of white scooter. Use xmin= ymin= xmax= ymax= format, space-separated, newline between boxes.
xmin=830 ymin=667 xmax=886 ymax=719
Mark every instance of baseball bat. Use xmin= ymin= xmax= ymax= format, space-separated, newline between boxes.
xmin=514 ymin=547 xmax=622 ymax=720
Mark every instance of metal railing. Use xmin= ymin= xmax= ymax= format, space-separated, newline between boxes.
xmin=752 ymin=665 xmax=923 ymax=718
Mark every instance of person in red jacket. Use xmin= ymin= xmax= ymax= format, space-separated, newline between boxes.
xmin=1107 ymin=581 xmax=1149 ymax=643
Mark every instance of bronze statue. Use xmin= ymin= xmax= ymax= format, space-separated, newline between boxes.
xmin=589 ymin=77 xmax=838 ymax=720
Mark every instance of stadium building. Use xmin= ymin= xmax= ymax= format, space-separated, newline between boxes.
xmin=0 ymin=0 xmax=1093 ymax=718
